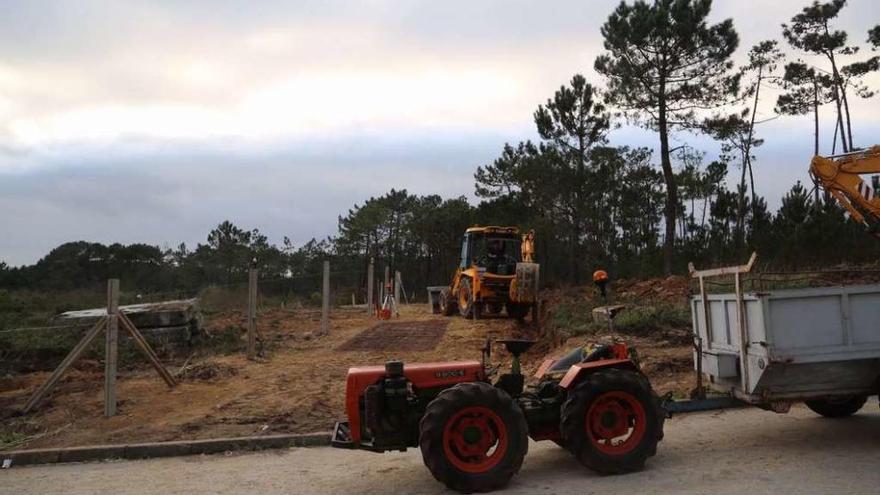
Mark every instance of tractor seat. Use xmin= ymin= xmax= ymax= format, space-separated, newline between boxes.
xmin=546 ymin=344 xmax=615 ymax=373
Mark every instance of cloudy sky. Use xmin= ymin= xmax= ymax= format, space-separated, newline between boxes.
xmin=1 ymin=0 xmax=879 ymax=266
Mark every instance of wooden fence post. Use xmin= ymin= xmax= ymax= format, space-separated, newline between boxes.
xmin=247 ymin=268 xmax=257 ymax=360
xmin=23 ymin=279 xmax=177 ymax=416
xmin=104 ymin=279 xmax=119 ymax=417
xmin=118 ymin=313 xmax=177 ymax=388
xmin=366 ymin=257 xmax=374 ymax=314
xmin=321 ymin=260 xmax=330 ymax=335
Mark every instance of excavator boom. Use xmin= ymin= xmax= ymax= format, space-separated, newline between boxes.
xmin=809 ymin=145 xmax=880 ymax=238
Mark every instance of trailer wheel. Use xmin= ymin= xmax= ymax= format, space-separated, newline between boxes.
xmin=458 ymin=278 xmax=481 ymax=319
xmin=561 ymin=368 xmax=662 ymax=474
xmin=804 ymin=395 xmax=867 ymax=418
xmin=439 ymin=290 xmax=457 ymax=316
xmin=420 ymin=382 xmax=528 ymax=493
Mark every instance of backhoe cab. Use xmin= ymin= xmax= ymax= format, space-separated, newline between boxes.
xmin=439 ymin=226 xmax=539 ymax=320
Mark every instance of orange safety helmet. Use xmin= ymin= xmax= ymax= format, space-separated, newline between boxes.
xmin=592 ymin=270 xmax=609 ymax=283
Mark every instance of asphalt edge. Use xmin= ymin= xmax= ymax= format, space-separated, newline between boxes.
xmin=0 ymin=432 xmax=331 ymax=467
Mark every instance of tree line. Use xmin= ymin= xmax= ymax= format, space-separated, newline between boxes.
xmin=2 ymin=0 xmax=879 ymax=296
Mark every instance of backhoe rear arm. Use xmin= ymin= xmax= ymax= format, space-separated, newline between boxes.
xmin=809 ymin=145 xmax=880 ymax=237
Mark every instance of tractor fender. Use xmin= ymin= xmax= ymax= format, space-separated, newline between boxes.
xmin=533 ymin=358 xmax=557 ymax=379
xmin=557 ymin=359 xmax=640 ymax=390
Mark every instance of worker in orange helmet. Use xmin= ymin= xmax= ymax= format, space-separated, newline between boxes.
xmin=593 ymin=269 xmax=609 ymax=301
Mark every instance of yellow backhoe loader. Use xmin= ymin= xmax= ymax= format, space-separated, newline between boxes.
xmin=810 ymin=145 xmax=880 ymax=238
xmin=438 ymin=226 xmax=539 ymax=320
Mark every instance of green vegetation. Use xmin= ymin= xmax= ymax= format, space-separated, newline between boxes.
xmin=550 ymin=299 xmax=600 ymax=338
xmin=195 ymin=325 xmax=245 ymax=356
xmin=614 ymin=305 xmax=692 ymax=335
xmin=0 ymin=289 xmax=105 ymax=329
xmin=551 ymin=298 xmax=691 ymax=340
xmin=0 ymin=431 xmax=30 ymax=450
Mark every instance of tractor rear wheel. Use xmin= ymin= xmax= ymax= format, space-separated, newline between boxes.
xmin=804 ymin=395 xmax=867 ymax=418
xmin=439 ymin=290 xmax=457 ymax=316
xmin=419 ymin=382 xmax=528 ymax=493
xmin=561 ymin=368 xmax=662 ymax=474
xmin=458 ymin=278 xmax=481 ymax=319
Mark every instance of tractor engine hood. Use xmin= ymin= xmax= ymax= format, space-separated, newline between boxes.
xmin=344 ymin=361 xmax=485 ymax=443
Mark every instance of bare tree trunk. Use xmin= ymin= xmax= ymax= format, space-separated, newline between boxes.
xmin=744 ymin=65 xmax=763 ymax=207
xmin=658 ymin=97 xmax=677 ymax=275
xmin=813 ymin=80 xmax=819 ymax=156
xmin=827 ymin=48 xmax=849 ymax=153
xmin=829 ymin=53 xmax=854 ymax=149
xmin=840 ymin=83 xmax=854 ymax=149
xmin=832 ymin=106 xmax=845 ymax=154
xmin=571 ymin=137 xmax=586 ymax=285
xmin=737 ymin=152 xmax=747 ymax=248
xmin=813 ymin=79 xmax=821 ymax=208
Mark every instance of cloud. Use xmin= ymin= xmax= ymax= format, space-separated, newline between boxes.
xmin=1 ymin=0 xmax=879 ymax=265
xmin=0 ymin=128 xmax=514 ymax=265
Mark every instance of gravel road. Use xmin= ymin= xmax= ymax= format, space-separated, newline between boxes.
xmin=4 ymin=400 xmax=879 ymax=495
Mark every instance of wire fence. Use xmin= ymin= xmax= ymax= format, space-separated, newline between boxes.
xmin=0 ymin=261 xmax=423 ymax=373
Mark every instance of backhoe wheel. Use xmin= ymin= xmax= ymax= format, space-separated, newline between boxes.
xmin=561 ymin=368 xmax=662 ymax=474
xmin=419 ymin=382 xmax=528 ymax=493
xmin=439 ymin=290 xmax=457 ymax=316
xmin=505 ymin=302 xmax=530 ymax=321
xmin=458 ymin=277 xmax=481 ymax=319
xmin=804 ymin=395 xmax=867 ymax=418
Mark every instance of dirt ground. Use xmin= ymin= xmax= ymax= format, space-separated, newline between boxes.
xmin=337 ymin=319 xmax=450 ymax=351
xmin=6 ymin=401 xmax=880 ymax=495
xmin=0 ymin=291 xmax=693 ymax=450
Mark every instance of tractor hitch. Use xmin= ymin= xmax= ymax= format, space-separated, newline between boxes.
xmin=330 ymin=421 xmax=355 ymax=449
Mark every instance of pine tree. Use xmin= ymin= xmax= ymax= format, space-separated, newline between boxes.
xmin=595 ymin=0 xmax=739 ymax=273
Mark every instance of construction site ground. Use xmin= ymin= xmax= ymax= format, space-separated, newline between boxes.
xmin=0 ymin=282 xmax=695 ymax=451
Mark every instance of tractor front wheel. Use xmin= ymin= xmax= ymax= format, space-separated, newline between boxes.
xmin=439 ymin=290 xmax=457 ymax=316
xmin=419 ymin=382 xmax=528 ymax=493
xmin=458 ymin=278 xmax=481 ymax=319
xmin=561 ymin=368 xmax=662 ymax=474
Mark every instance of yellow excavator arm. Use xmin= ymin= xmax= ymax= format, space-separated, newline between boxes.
xmin=810 ymin=145 xmax=880 ymax=238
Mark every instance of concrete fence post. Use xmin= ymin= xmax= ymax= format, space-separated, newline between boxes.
xmin=366 ymin=257 xmax=374 ymax=314
xmin=104 ymin=279 xmax=119 ymax=417
xmin=321 ymin=260 xmax=330 ymax=335
xmin=247 ymin=268 xmax=257 ymax=360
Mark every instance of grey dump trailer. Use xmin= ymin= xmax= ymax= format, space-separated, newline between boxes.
xmin=691 ymin=278 xmax=880 ymax=416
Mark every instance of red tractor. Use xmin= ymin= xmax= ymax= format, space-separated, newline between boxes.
xmin=332 ymin=339 xmax=665 ymax=493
